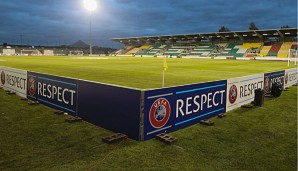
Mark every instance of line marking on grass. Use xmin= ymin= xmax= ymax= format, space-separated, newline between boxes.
xmin=84 ymin=139 xmax=126 ymax=171
xmin=173 ymin=145 xmax=186 ymax=151
xmin=92 ymin=143 xmax=107 ymax=149
xmin=72 ymin=57 xmax=121 ymax=60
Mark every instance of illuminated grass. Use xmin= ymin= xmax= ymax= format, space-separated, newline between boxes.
xmin=0 ymin=56 xmax=296 ymax=170
xmin=0 ymin=56 xmax=295 ymax=89
xmin=0 ymin=86 xmax=296 ymax=170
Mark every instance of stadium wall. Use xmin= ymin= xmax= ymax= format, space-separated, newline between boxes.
xmin=0 ymin=66 xmax=297 ymax=141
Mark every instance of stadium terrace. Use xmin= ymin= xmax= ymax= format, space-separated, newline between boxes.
xmin=112 ymin=28 xmax=297 ymax=59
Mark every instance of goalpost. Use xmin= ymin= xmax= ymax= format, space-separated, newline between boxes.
xmin=21 ymin=49 xmax=40 ymax=56
xmin=288 ymin=49 xmax=298 ymax=66
xmin=69 ymin=51 xmax=84 ymax=56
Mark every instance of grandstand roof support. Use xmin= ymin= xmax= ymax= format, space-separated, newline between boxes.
xmin=277 ymin=30 xmax=284 ymax=39
xmin=169 ymin=39 xmax=176 ymax=44
xmin=158 ymin=39 xmax=166 ymax=44
xmin=235 ymin=33 xmax=244 ymax=41
xmin=215 ymin=33 xmax=226 ymax=40
xmin=199 ymin=34 xmax=210 ymax=41
xmin=254 ymin=31 xmax=263 ymax=41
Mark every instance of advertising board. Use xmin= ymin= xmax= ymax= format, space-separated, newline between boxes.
xmin=143 ymin=80 xmax=227 ymax=140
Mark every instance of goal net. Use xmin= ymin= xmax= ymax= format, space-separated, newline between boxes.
xmin=21 ymin=49 xmax=40 ymax=56
xmin=288 ymin=49 xmax=298 ymax=66
xmin=69 ymin=51 xmax=84 ymax=56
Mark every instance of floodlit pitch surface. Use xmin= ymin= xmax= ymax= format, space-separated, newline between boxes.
xmin=0 ymin=85 xmax=296 ymax=170
xmin=0 ymin=55 xmax=296 ymax=89
xmin=0 ymin=56 xmax=297 ymax=170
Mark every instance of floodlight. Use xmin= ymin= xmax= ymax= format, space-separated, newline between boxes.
xmin=83 ymin=0 xmax=98 ymax=55
xmin=84 ymin=0 xmax=97 ymax=11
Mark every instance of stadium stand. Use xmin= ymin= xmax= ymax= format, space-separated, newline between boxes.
xmin=118 ymin=46 xmax=134 ymax=55
xmin=189 ymin=44 xmax=215 ymax=57
xmin=259 ymin=45 xmax=271 ymax=56
xmin=164 ymin=48 xmax=184 ymax=56
xmin=291 ymin=43 xmax=297 ymax=50
xmin=238 ymin=43 xmax=262 ymax=57
xmin=278 ymin=42 xmax=293 ymax=58
xmin=147 ymin=45 xmax=171 ymax=56
xmin=210 ymin=43 xmax=227 ymax=57
xmin=135 ymin=45 xmax=152 ymax=55
xmin=267 ymin=44 xmax=281 ymax=57
xmin=219 ymin=43 xmax=243 ymax=57
xmin=139 ymin=45 xmax=152 ymax=49
xmin=112 ymin=28 xmax=297 ymax=59
xmin=146 ymin=45 xmax=161 ymax=55
xmin=126 ymin=47 xmax=140 ymax=55
xmin=164 ymin=44 xmax=195 ymax=56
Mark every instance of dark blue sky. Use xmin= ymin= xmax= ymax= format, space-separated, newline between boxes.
xmin=0 ymin=0 xmax=297 ymax=48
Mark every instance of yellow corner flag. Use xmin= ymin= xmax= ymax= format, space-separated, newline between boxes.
xmin=163 ymin=57 xmax=168 ymax=71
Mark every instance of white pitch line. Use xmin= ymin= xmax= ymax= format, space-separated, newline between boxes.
xmin=173 ymin=145 xmax=186 ymax=151
xmin=71 ymin=57 xmax=120 ymax=60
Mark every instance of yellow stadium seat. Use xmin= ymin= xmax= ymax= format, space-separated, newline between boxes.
xmin=278 ymin=42 xmax=293 ymax=58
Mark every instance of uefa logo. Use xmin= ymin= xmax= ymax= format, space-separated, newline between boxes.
xmin=0 ymin=71 xmax=5 ymax=85
xmin=28 ymin=77 xmax=36 ymax=96
xmin=229 ymin=85 xmax=237 ymax=104
xmin=264 ymin=77 xmax=270 ymax=93
xmin=149 ymin=98 xmax=171 ymax=128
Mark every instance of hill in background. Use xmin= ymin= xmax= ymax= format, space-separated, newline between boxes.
xmin=68 ymin=40 xmax=117 ymax=54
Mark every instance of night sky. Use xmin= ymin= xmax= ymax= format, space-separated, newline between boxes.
xmin=0 ymin=0 xmax=297 ymax=48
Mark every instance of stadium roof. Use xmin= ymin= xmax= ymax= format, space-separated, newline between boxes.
xmin=112 ymin=28 xmax=298 ymax=44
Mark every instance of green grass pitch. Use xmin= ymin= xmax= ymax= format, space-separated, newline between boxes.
xmin=0 ymin=56 xmax=297 ymax=170
xmin=0 ymin=56 xmax=296 ymax=89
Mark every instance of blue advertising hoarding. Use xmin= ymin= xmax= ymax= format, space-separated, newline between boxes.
xmin=27 ymin=72 xmax=78 ymax=116
xmin=264 ymin=70 xmax=285 ymax=94
xmin=143 ymin=80 xmax=227 ymax=140
xmin=77 ymin=80 xmax=141 ymax=140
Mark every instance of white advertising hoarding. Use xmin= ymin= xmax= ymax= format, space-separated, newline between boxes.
xmin=0 ymin=67 xmax=27 ymax=97
xmin=226 ymin=74 xmax=264 ymax=112
xmin=284 ymin=68 xmax=297 ymax=88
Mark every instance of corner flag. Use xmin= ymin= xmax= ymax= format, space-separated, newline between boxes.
xmin=162 ymin=56 xmax=168 ymax=87
xmin=163 ymin=57 xmax=168 ymax=71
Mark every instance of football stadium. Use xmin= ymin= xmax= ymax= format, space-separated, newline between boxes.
xmin=0 ymin=0 xmax=297 ymax=170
